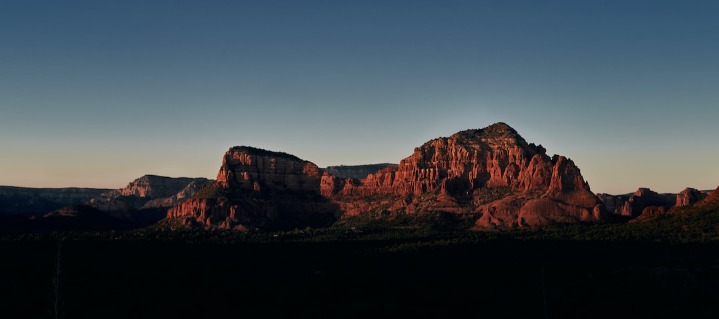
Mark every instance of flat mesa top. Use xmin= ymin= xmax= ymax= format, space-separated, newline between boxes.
xmin=228 ymin=146 xmax=305 ymax=162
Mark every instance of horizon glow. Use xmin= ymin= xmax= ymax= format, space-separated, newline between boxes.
xmin=1 ymin=0 xmax=718 ymax=194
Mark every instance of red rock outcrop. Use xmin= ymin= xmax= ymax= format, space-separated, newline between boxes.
xmin=323 ymin=124 xmax=550 ymax=198
xmin=167 ymin=147 xmax=338 ymax=230
xmin=676 ymin=188 xmax=708 ymax=207
xmin=168 ymin=123 xmax=607 ymax=230
xmin=619 ymin=188 xmax=675 ymax=218
xmin=216 ymin=147 xmax=322 ymax=193
xmin=320 ymin=123 xmax=606 ymax=228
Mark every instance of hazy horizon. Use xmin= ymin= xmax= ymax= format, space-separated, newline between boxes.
xmin=2 ymin=1 xmax=718 ymax=194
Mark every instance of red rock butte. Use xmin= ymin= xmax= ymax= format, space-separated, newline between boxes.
xmin=167 ymin=122 xmax=608 ymax=230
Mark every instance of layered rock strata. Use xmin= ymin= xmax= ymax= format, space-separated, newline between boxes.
xmin=321 ymin=123 xmax=606 ymax=228
xmin=169 ymin=123 xmax=607 ymax=230
xmin=167 ymin=147 xmax=338 ymax=230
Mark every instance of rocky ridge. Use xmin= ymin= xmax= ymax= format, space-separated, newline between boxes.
xmin=676 ymin=188 xmax=708 ymax=207
xmin=597 ymin=187 xmax=712 ymax=221
xmin=89 ymin=175 xmax=212 ymax=211
xmin=322 ymin=123 xmax=606 ymax=228
xmin=169 ymin=123 xmax=607 ymax=230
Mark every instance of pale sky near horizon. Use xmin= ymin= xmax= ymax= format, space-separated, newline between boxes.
xmin=1 ymin=0 xmax=718 ymax=194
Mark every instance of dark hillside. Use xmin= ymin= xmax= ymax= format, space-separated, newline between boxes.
xmin=1 ymin=237 xmax=717 ymax=319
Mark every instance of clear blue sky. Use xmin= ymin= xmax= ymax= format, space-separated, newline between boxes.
xmin=1 ymin=0 xmax=717 ymax=194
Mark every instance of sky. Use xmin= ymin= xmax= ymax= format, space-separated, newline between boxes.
xmin=0 ymin=0 xmax=717 ymax=194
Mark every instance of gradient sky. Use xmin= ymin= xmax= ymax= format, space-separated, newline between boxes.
xmin=1 ymin=0 xmax=717 ymax=194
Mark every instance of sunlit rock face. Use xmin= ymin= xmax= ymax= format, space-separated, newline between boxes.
xmin=168 ymin=123 xmax=608 ymax=230
xmin=322 ymin=123 xmax=606 ymax=229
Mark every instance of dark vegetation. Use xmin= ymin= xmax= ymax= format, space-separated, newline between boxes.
xmin=1 ymin=205 xmax=719 ymax=318
xmin=0 ymin=205 xmax=166 ymax=234
xmin=192 ymin=182 xmax=226 ymax=199
xmin=472 ymin=186 xmax=513 ymax=204
xmin=229 ymin=146 xmax=305 ymax=162
xmin=324 ymin=163 xmax=398 ymax=179
xmin=334 ymin=210 xmax=481 ymax=231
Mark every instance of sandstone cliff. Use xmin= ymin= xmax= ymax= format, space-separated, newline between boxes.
xmin=168 ymin=123 xmax=607 ymax=230
xmin=322 ymin=123 xmax=606 ymax=229
xmin=167 ymin=147 xmax=339 ymax=230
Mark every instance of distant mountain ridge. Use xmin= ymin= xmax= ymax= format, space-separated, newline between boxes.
xmin=4 ymin=123 xmax=717 ymax=233
xmin=88 ymin=175 xmax=212 ymax=211
xmin=597 ymin=187 xmax=713 ymax=221
xmin=324 ymin=164 xmax=398 ymax=179
xmin=0 ymin=186 xmax=110 ymax=216
xmin=0 ymin=176 xmax=212 ymax=230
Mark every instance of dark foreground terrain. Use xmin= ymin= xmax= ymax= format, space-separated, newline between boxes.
xmin=1 ymin=230 xmax=718 ymax=319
